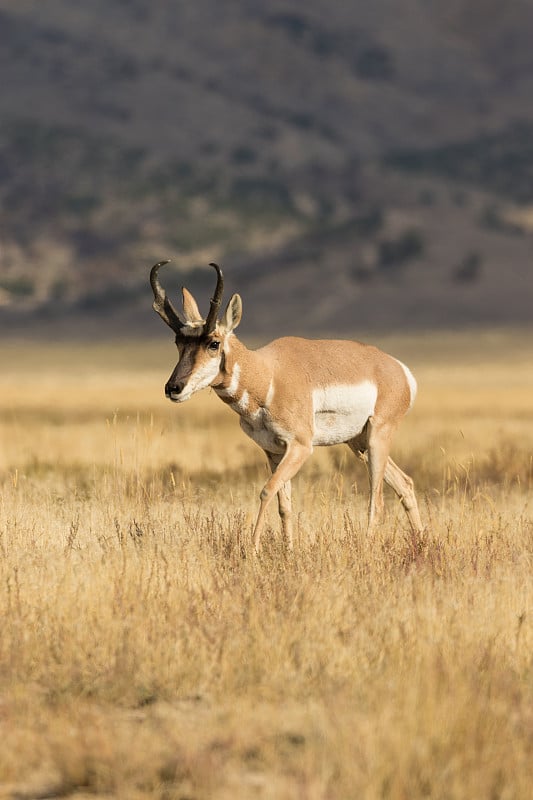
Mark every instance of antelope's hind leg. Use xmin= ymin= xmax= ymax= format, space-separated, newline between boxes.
xmin=348 ymin=427 xmax=423 ymax=534
xmin=362 ymin=418 xmax=395 ymax=532
xmin=382 ymin=456 xmax=423 ymax=533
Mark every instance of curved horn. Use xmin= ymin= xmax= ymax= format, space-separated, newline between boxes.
xmin=149 ymin=260 xmax=185 ymax=334
xmin=204 ymin=262 xmax=224 ymax=334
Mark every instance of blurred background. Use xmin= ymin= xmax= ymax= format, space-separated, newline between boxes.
xmin=0 ymin=0 xmax=532 ymax=340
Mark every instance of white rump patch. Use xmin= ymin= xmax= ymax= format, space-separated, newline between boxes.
xmin=393 ymin=358 xmax=417 ymax=409
xmin=312 ymin=382 xmax=377 ymax=446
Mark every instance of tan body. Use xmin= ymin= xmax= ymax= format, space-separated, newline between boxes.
xmin=150 ymin=261 xmax=423 ymax=551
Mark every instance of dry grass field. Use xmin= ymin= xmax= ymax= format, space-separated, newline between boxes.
xmin=0 ymin=329 xmax=531 ymax=800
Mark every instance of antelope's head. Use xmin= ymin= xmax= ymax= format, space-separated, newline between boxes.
xmin=150 ymin=260 xmax=242 ymax=403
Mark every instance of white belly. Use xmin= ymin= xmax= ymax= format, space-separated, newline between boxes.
xmin=312 ymin=382 xmax=377 ymax=446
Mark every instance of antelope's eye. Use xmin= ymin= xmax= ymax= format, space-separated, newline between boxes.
xmin=208 ymin=340 xmax=220 ymax=352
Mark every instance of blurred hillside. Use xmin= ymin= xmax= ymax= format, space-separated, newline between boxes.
xmin=0 ymin=0 xmax=532 ymax=337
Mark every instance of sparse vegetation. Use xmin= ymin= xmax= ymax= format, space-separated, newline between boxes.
xmin=0 ymin=332 xmax=531 ymax=799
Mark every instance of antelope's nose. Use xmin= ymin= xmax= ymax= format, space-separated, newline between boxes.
xmin=165 ymin=380 xmax=185 ymax=398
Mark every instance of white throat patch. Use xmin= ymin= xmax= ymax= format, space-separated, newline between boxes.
xmin=227 ymin=362 xmax=241 ymax=397
xmin=215 ymin=362 xmax=241 ymax=400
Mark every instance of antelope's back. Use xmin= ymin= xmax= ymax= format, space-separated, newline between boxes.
xmin=261 ymin=337 xmax=414 ymax=442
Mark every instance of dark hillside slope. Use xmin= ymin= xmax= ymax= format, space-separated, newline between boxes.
xmin=0 ymin=1 xmax=532 ymax=335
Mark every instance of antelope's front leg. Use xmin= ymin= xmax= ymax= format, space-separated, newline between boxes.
xmin=254 ymin=440 xmax=312 ymax=553
xmin=266 ymin=452 xmax=293 ymax=550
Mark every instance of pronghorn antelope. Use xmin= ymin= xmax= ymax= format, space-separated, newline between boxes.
xmin=150 ymin=260 xmax=423 ymax=551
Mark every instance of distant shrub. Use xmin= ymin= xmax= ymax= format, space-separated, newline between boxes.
xmin=255 ymin=124 xmax=278 ymax=142
xmin=353 ymin=46 xmax=394 ymax=80
xmin=451 ymin=189 xmax=468 ymax=207
xmin=480 ymin=204 xmax=502 ymax=230
xmin=230 ymin=176 xmax=293 ymax=214
xmin=352 ymin=266 xmax=374 ymax=283
xmin=0 ymin=276 xmax=34 ymax=297
xmin=67 ymin=194 xmax=100 ymax=215
xmin=353 ymin=207 xmax=384 ymax=236
xmin=453 ymin=252 xmax=483 ymax=284
xmin=479 ymin=204 xmax=523 ymax=235
xmin=418 ymin=188 xmax=436 ymax=206
xmin=267 ymin=12 xmax=394 ymax=81
xmin=50 ymin=279 xmax=67 ymax=301
xmin=231 ymin=146 xmax=257 ymax=165
xmin=378 ymin=229 xmax=425 ymax=271
xmin=267 ymin=12 xmax=309 ymax=40
xmin=287 ymin=111 xmax=316 ymax=130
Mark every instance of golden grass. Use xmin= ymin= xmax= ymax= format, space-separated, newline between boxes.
xmin=0 ymin=329 xmax=532 ymax=799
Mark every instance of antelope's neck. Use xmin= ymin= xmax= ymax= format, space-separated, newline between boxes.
xmin=213 ymin=336 xmax=273 ymax=417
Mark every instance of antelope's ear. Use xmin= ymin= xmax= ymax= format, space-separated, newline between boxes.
xmin=182 ymin=287 xmax=203 ymax=323
xmin=223 ymin=293 xmax=242 ymax=332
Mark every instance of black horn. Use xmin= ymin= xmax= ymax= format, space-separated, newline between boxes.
xmin=150 ymin=260 xmax=186 ymax=334
xmin=204 ymin=262 xmax=224 ymax=334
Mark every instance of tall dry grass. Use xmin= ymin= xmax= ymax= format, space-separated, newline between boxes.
xmin=0 ymin=330 xmax=531 ymax=799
